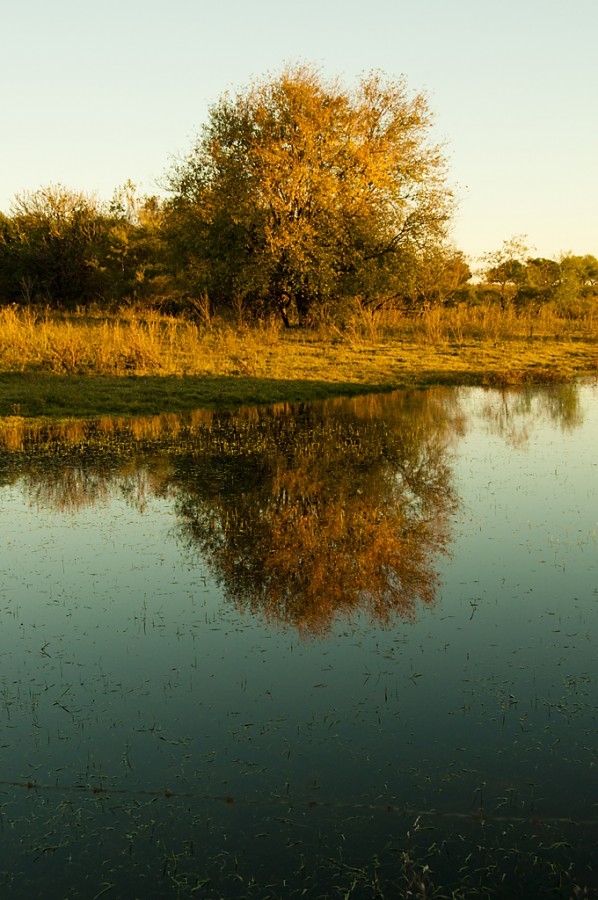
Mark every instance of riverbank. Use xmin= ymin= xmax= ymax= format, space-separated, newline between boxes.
xmin=0 ymin=306 xmax=597 ymax=417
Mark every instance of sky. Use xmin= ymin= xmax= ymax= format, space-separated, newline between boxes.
xmin=1 ymin=0 xmax=596 ymax=263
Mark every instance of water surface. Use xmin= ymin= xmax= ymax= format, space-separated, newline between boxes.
xmin=0 ymin=385 xmax=596 ymax=897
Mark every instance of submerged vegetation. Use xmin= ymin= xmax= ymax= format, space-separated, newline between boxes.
xmin=1 ymin=386 xmax=597 ymax=896
xmin=0 ymin=391 xmax=459 ymax=635
xmin=1 ymin=62 xmax=596 ymax=898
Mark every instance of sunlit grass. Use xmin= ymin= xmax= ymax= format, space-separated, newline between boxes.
xmin=0 ymin=304 xmax=597 ymax=417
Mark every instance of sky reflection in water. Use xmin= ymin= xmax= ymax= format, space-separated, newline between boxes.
xmin=0 ymin=385 xmax=596 ymax=897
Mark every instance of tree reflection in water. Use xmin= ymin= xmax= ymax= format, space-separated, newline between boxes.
xmin=0 ymin=390 xmax=463 ymax=634
xmin=481 ymin=382 xmax=584 ymax=448
xmin=172 ymin=393 xmax=461 ymax=634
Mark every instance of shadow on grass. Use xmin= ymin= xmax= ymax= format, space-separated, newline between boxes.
xmin=0 ymin=372 xmax=410 ymax=419
xmin=1 ymin=363 xmax=576 ymax=419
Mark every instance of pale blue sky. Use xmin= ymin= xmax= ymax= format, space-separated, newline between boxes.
xmin=1 ymin=0 xmax=596 ymax=261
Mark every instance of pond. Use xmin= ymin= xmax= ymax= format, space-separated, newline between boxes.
xmin=0 ymin=384 xmax=596 ymax=898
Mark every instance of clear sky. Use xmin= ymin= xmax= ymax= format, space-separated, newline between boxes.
xmin=1 ymin=0 xmax=596 ymax=262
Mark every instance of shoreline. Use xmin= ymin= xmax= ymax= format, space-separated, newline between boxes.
xmin=1 ymin=334 xmax=597 ymax=420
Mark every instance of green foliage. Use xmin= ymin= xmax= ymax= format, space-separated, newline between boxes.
xmin=0 ymin=185 xmax=108 ymax=306
xmin=0 ymin=183 xmax=169 ymax=308
xmin=400 ymin=244 xmax=471 ymax=309
xmin=482 ymin=235 xmax=529 ymax=309
xmin=479 ymin=236 xmax=598 ymax=315
xmin=103 ymin=183 xmax=171 ymax=306
xmin=166 ymin=64 xmax=453 ymax=324
xmin=1 ymin=64 xmax=595 ymax=322
xmin=553 ymin=253 xmax=598 ymax=317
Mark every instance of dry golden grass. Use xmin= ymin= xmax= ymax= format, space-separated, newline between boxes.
xmin=0 ymin=304 xmax=597 ymax=417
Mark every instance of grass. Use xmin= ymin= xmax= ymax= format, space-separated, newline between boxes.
xmin=0 ymin=304 xmax=597 ymax=417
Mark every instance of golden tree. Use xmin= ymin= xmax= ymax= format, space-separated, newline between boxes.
xmin=167 ymin=65 xmax=452 ymax=324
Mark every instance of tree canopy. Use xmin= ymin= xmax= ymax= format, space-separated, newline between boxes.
xmin=480 ymin=235 xmax=598 ymax=314
xmin=166 ymin=64 xmax=453 ymax=324
xmin=0 ymin=183 xmax=168 ymax=307
xmin=1 ymin=66 xmax=596 ymax=321
xmin=0 ymin=186 xmax=107 ymax=305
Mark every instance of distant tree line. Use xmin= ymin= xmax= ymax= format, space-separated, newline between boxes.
xmin=1 ymin=66 xmax=596 ymax=323
xmin=0 ymin=182 xmax=169 ymax=310
xmin=473 ymin=235 xmax=598 ymax=318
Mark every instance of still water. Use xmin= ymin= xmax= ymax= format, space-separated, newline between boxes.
xmin=0 ymin=385 xmax=596 ymax=897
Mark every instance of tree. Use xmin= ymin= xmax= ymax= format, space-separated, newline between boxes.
xmin=520 ymin=256 xmax=561 ymax=307
xmin=166 ymin=64 xmax=453 ymax=325
xmin=482 ymin=235 xmax=529 ymax=309
xmin=104 ymin=183 xmax=170 ymax=305
xmin=0 ymin=183 xmax=170 ymax=308
xmin=0 ymin=185 xmax=109 ymax=306
xmin=404 ymin=244 xmax=471 ymax=309
xmin=554 ymin=253 xmax=598 ymax=316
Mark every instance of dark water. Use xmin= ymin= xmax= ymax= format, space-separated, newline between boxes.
xmin=0 ymin=385 xmax=596 ymax=898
